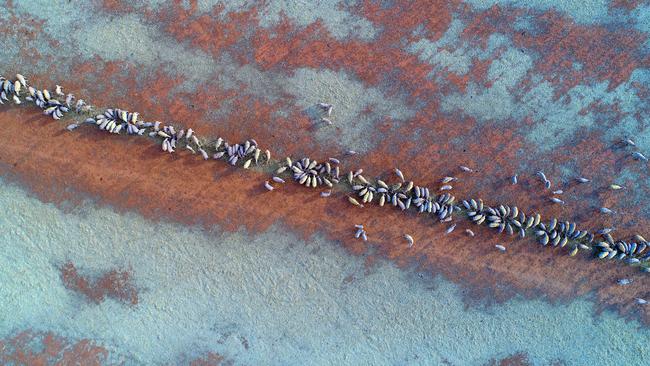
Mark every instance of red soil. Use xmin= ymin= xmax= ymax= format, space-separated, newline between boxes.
xmin=60 ymin=262 xmax=138 ymax=305
xmin=461 ymin=5 xmax=649 ymax=93
xmin=157 ymin=1 xmax=259 ymax=64
xmin=0 ymin=107 xmax=649 ymax=325
xmin=190 ymin=352 xmax=234 ymax=366
xmin=0 ymin=329 xmax=233 ymax=365
xmin=610 ymin=0 xmax=645 ymax=11
xmin=484 ymin=352 xmax=533 ymax=366
xmin=0 ymin=330 xmax=108 ymax=366
xmin=99 ymin=0 xmax=134 ymax=13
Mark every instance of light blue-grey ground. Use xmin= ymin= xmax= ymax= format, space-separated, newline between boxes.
xmin=1 ymin=176 xmax=649 ymax=366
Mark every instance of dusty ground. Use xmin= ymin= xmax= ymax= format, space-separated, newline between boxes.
xmin=0 ymin=108 xmax=647 ymax=325
xmin=1 ymin=0 xmax=649 ymax=363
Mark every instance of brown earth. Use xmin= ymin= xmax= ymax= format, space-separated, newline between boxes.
xmin=0 ymin=107 xmax=648 ymax=327
xmin=0 ymin=330 xmax=108 ymax=366
xmin=60 ymin=262 xmax=139 ymax=305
